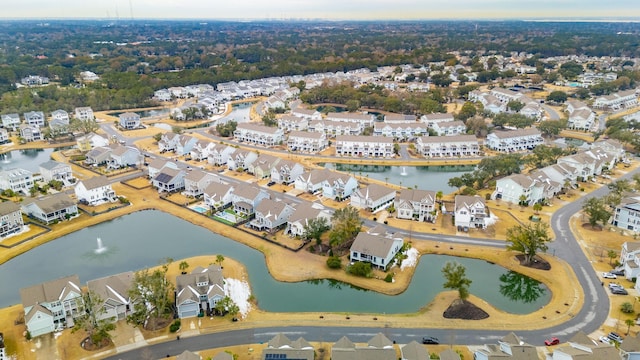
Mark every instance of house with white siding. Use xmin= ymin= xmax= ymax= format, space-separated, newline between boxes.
xmin=107 ymin=145 xmax=142 ymax=169
xmin=203 ymin=182 xmax=235 ymax=210
xmin=285 ymin=202 xmax=332 ymax=238
xmin=351 ymin=183 xmax=396 ymax=212
xmin=207 ymin=143 xmax=237 ymax=166
xmin=350 ymin=232 xmax=404 ymax=271
xmin=85 ymin=146 xmax=112 ymax=166
xmin=87 ymin=272 xmax=135 ymax=322
xmin=231 ymin=183 xmax=270 ymax=216
xmin=49 ymin=109 xmax=70 ymax=130
xmin=19 ymin=124 xmax=43 ymax=142
xmin=325 ymin=112 xmax=375 ymax=127
xmin=190 ymin=140 xmax=216 ymax=161
xmin=152 ymin=167 xmax=186 ymax=193
xmin=492 ymin=174 xmax=546 ymax=205
xmin=24 ymin=111 xmax=45 ymax=128
xmin=0 ymin=201 xmax=24 ymax=239
xmin=147 ymin=158 xmax=179 ymax=179
xmin=22 ymin=193 xmax=78 ymax=224
xmin=20 ymin=275 xmax=83 ymax=337
xmin=415 ymin=135 xmax=480 ymax=158
xmin=0 ymin=128 xmax=8 ymax=144
xmin=176 ymin=135 xmax=199 ymax=156
xmin=175 ymin=265 xmax=225 ymax=319
xmin=394 ymin=189 xmax=438 ymax=222
xmin=74 ymin=107 xmax=94 ymax=121
xmin=247 ymin=154 xmax=280 ymax=179
xmin=384 ymin=113 xmax=417 ymax=123
xmin=485 ymin=128 xmax=543 ymax=152
xmin=332 ymin=334 xmax=396 ymax=360
xmin=308 ymin=120 xmax=364 ymax=137
xmin=454 ymin=195 xmax=489 ymax=230
xmin=0 ymin=168 xmax=34 ymax=194
xmin=39 ymin=160 xmax=74 ymax=185
xmin=278 ymin=115 xmax=309 ymax=132
xmin=1 ymin=113 xmax=21 ymax=130
xmin=335 ymin=135 xmax=394 ymax=158
xmin=76 ymin=132 xmax=109 ymax=151
xmin=593 ymin=89 xmax=638 ymax=110
xmin=158 ymin=132 xmax=181 ymax=153
xmin=118 ymin=112 xmax=141 ymax=130
xmin=431 ymin=120 xmax=466 ymax=136
xmin=75 ymin=176 xmax=117 ymax=205
xmin=420 ymin=113 xmax=455 ymax=127
xmin=291 ymin=107 xmax=322 ymax=120
xmin=567 ymin=108 xmax=596 ymax=131
xmin=249 ymin=198 xmax=295 ymax=232
xmin=373 ymin=122 xmax=428 ymax=140
xmin=227 ymin=149 xmax=258 ymax=171
xmin=183 ymin=169 xmax=220 ymax=198
xmin=233 ymin=123 xmax=284 ymax=147
xmin=270 ymin=159 xmax=305 ymax=185
xmin=619 ymin=240 xmax=640 ymax=282
xmin=548 ymin=331 xmax=618 ymax=359
xmin=262 ymin=333 xmax=315 ymax=360
xmin=287 ymin=131 xmax=328 ymax=153
xmin=473 ymin=333 xmax=538 ymax=360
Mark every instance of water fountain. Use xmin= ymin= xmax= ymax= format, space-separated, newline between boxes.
xmin=94 ymin=237 xmax=107 ymax=254
xmin=400 ymin=166 xmax=408 ymax=176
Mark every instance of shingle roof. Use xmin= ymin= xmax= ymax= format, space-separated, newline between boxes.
xmin=79 ymin=176 xmax=111 ymax=191
xmin=20 ymin=274 xmax=81 ymax=307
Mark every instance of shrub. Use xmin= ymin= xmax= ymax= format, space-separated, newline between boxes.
xmin=621 ymin=302 xmax=635 ymax=314
xmin=326 ymin=256 xmax=341 ymax=269
xmin=384 ymin=273 xmax=393 ymax=282
xmin=485 ymin=193 xmax=491 ymax=200
xmin=348 ymin=262 xmax=372 ymax=277
xmin=169 ymin=319 xmax=181 ymax=332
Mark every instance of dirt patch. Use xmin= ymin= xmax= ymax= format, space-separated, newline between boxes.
xmin=145 ymin=316 xmax=172 ymax=331
xmin=81 ymin=336 xmax=112 ymax=351
xmin=515 ymin=254 xmax=551 ymax=270
xmin=443 ymin=300 xmax=489 ymax=320
xmin=581 ymin=222 xmax=603 ymax=231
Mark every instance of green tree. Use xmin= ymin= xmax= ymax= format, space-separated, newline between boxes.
xmin=153 ymin=132 xmax=163 ymax=142
xmin=326 ymin=256 xmax=342 ymax=269
xmin=345 ymin=99 xmax=361 ymax=112
xmin=348 ymin=261 xmax=372 ymax=277
xmin=533 ymin=203 xmax=543 ymax=214
xmin=262 ymin=111 xmax=277 ymax=127
xmin=582 ymin=197 xmax=611 ymax=229
xmin=72 ymin=290 xmax=116 ymax=348
xmin=608 ymin=250 xmax=618 ymax=266
xmin=179 ymin=261 xmax=189 ymax=274
xmin=303 ymin=217 xmax=330 ymax=245
xmin=328 ymin=206 xmax=362 ymax=247
xmin=608 ymin=179 xmax=631 ymax=196
xmin=127 ymin=259 xmax=174 ymax=329
xmin=621 ymin=302 xmax=634 ymax=314
xmin=506 ymin=221 xmax=552 ymax=265
xmin=216 ymin=254 xmax=225 ymax=266
xmin=441 ymin=261 xmax=472 ymax=302
xmin=537 ymin=120 xmax=566 ymax=137
xmin=546 ymin=91 xmax=568 ymax=104
xmin=507 ymin=100 xmax=525 ymax=112
xmin=457 ymin=101 xmax=477 ymax=121
xmin=215 ymin=120 xmax=237 ymax=137
xmin=448 ymin=177 xmax=464 ymax=194
xmin=393 ymin=143 xmax=401 ymax=156
xmin=171 ymin=126 xmax=183 ymax=134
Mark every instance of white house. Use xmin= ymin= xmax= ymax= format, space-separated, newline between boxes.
xmin=420 ymin=113 xmax=455 ymax=127
xmin=233 ymin=123 xmax=284 ymax=147
xmin=262 ymin=333 xmax=315 ymax=360
xmin=0 ymin=168 xmax=34 ymax=194
xmin=183 ymin=169 xmax=220 ymax=198
xmin=285 ymin=202 xmax=332 ymax=238
xmin=485 ymin=128 xmax=543 ymax=152
xmin=74 ymin=107 xmax=94 ymax=121
xmin=118 ymin=112 xmax=141 ymax=130
xmin=394 ymin=189 xmax=438 ymax=222
xmin=107 ymin=145 xmax=142 ymax=169
xmin=203 ymin=182 xmax=235 ymax=210
xmin=175 ymin=265 xmax=225 ymax=318
xmin=549 ymin=332 xmax=618 ymax=359
xmin=287 ymin=131 xmax=328 ymax=153
xmin=49 ymin=109 xmax=70 ymax=130
xmin=350 ymin=183 xmax=396 ymax=212
xmin=415 ymin=135 xmax=480 ymax=158
xmin=308 ymin=120 xmax=364 ymax=137
xmin=1 ymin=113 xmax=21 ymax=130
xmin=249 ymin=198 xmax=296 ymax=232
xmin=372 ymin=122 xmax=428 ymax=140
xmin=291 ymin=107 xmax=322 ymax=120
xmin=231 ymin=183 xmax=270 ymax=216
xmin=431 ymin=120 xmax=467 ymax=136
xmin=39 ymin=160 xmax=74 ymax=185
xmin=325 ymin=112 xmax=375 ymax=127
xmin=349 ymin=232 xmax=404 ymax=270
xmin=270 ymin=159 xmax=305 ymax=185
xmin=207 ymin=143 xmax=237 ymax=166
xmin=152 ymin=168 xmax=186 ymax=193
xmin=75 ymin=176 xmax=117 ymax=205
xmin=76 ymin=132 xmax=109 ymax=151
xmin=335 ymin=135 xmax=394 ymax=158
xmin=0 ymin=128 xmax=8 ymax=144
xmin=0 ymin=201 xmax=24 ymax=239
xmin=593 ymin=89 xmax=638 ymax=110
xmin=19 ymin=124 xmax=43 ymax=142
xmin=20 ymin=275 xmax=83 ymax=337
xmin=24 ymin=111 xmax=45 ymax=128
xmin=87 ymin=272 xmax=135 ymax=322
xmin=473 ymin=333 xmax=538 ymax=360
xmin=21 ymin=193 xmax=78 ymax=224
xmin=454 ymin=195 xmax=489 ymax=230
xmin=567 ymin=108 xmax=596 ymax=131
xmin=147 ymin=158 xmax=179 ymax=179
xmin=227 ymin=150 xmax=259 ymax=171
xmin=158 ymin=132 xmax=181 ymax=153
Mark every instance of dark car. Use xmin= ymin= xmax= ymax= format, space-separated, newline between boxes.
xmin=422 ymin=336 xmax=439 ymax=344
xmin=267 ymin=181 xmax=276 ymax=187
xmin=611 ymin=269 xmax=625 ymax=276
xmin=611 ymin=287 xmax=628 ymax=295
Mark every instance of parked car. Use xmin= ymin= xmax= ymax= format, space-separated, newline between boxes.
xmin=610 ymin=287 xmax=628 ymax=295
xmin=611 ymin=269 xmax=625 ymax=276
xmin=422 ymin=336 xmax=439 ymax=344
xmin=267 ymin=181 xmax=276 ymax=187
xmin=602 ymin=272 xmax=617 ymax=279
xmin=544 ymin=337 xmax=560 ymax=346
xmin=609 ymin=283 xmax=623 ymax=289
xmin=599 ymin=336 xmax=612 ymax=344
xmin=608 ymin=332 xmax=624 ymax=343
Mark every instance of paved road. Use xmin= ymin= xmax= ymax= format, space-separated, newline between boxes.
xmin=542 ymin=104 xmax=560 ymax=121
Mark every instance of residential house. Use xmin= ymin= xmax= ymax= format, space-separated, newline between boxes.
xmin=19 ymin=124 xmax=43 ymax=142
xmin=321 ymin=171 xmax=359 ymax=201
xmin=207 ymin=143 xmax=237 ymax=166
xmin=183 ymin=169 xmax=219 ymax=197
xmin=421 ymin=113 xmax=455 ymax=127
xmin=469 ymin=90 xmax=506 ymax=114
xmin=308 ymin=120 xmax=364 ymax=137
xmin=233 ymin=123 xmax=284 ymax=147
xmin=147 ymin=158 xmax=179 ymax=179
xmin=325 ymin=112 xmax=375 ymax=127
xmin=249 ymin=198 xmax=295 ymax=232
xmin=619 ymin=240 xmax=640 ymax=282
xmin=0 ymin=201 xmax=24 ymax=238
xmin=350 ymin=231 xmax=404 ymax=270
xmin=20 ymin=275 xmax=83 ymax=337
xmin=203 ymin=182 xmax=235 ymax=210
xmin=485 ymin=128 xmax=543 ymax=152
xmin=332 ymin=333 xmax=396 ymax=360
xmin=154 ymin=89 xmax=172 ymax=102
xmin=549 ymin=331 xmax=618 ymax=359
xmin=190 ymin=140 xmax=215 ymax=161
xmin=291 ymin=107 xmax=322 ymax=120
xmin=21 ymin=75 xmax=49 ymax=86
xmin=24 ymin=111 xmax=45 ymax=128
xmin=287 ymin=131 xmax=328 ymax=153
xmin=415 ymin=135 xmax=480 ymax=158
xmin=0 ymin=128 xmax=8 ymax=144
xmin=592 ymin=139 xmax=626 ymax=164
xmin=39 ymin=160 xmax=74 ymax=184
xmin=278 ymin=115 xmax=309 ymax=133
xmin=85 ymin=146 xmax=112 ymax=166
xmin=74 ymin=107 xmax=94 ymax=121
xmin=335 ymin=135 xmax=394 ymax=158
xmin=473 ymin=332 xmax=538 ymax=360
xmin=454 ymin=195 xmax=489 ymax=230
xmin=118 ymin=112 xmax=141 ymax=130
xmin=152 ymin=168 xmax=186 ymax=193
xmin=107 ymin=145 xmax=142 ymax=169
xmin=0 ymin=168 xmax=34 ymax=194
xmin=431 ymin=120 xmax=466 ymax=136
xmin=176 ymin=135 xmax=199 ymax=156
xmin=76 ymin=132 xmax=109 ymax=151
xmin=247 ymin=154 xmax=280 ymax=179
xmin=439 ymin=349 xmax=461 ymax=360
xmin=0 ymin=332 xmax=4 ymax=360
xmin=1 ymin=113 xmax=21 ymax=131
xmin=270 ymin=159 xmax=304 ymax=185
xmin=75 ymin=176 xmax=117 ymax=205
xmin=556 ymin=151 xmax=608 ymax=181
xmin=285 ymin=202 xmax=332 ymax=237
xmin=261 ymin=333 xmax=315 ymax=360
xmin=384 ymin=113 xmax=417 ymax=123
xmin=294 ymin=168 xmax=334 ymax=194
xmin=619 ymin=332 xmax=640 ymax=360
xmin=351 ymin=183 xmax=396 ymax=212
xmin=401 ymin=341 xmax=430 ymax=360
xmin=21 ymin=193 xmax=78 ymax=224
xmin=395 ymin=189 xmax=438 ymax=222
xmin=158 ymin=132 xmax=181 ymax=153
xmin=231 ymin=183 xmax=270 ymax=216
xmin=566 ymin=100 xmax=591 ymax=115
xmin=493 ymin=174 xmax=545 ymax=205
xmin=177 ymin=351 xmax=202 ymax=360
xmin=593 ymin=89 xmax=638 ymax=110
xmin=537 ymin=163 xmax=579 ymax=188
xmin=49 ymin=109 xmax=70 ymax=130
xmin=87 ymin=272 xmax=134 ymax=322
xmin=226 ymin=149 xmax=258 ymax=172
xmin=567 ymin=108 xmax=596 ymax=131
xmin=175 ymin=265 xmax=225 ymax=318
xmin=373 ymin=122 xmax=428 ymax=140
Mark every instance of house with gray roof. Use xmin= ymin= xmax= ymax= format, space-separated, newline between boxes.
xmin=158 ymin=132 xmax=181 ymax=153
xmin=183 ymin=169 xmax=220 ymax=198
xmin=351 ymin=183 xmax=396 ymax=212
xmin=118 ymin=112 xmax=141 ymax=130
xmin=1 ymin=113 xmax=21 ymax=130
xmin=75 ymin=176 xmax=117 ymax=205
xmin=0 ymin=128 xmax=8 ymax=144
xmin=473 ymin=332 xmax=537 ymax=360
xmin=335 ymin=135 xmax=394 ymax=158
xmin=0 ymin=168 xmax=34 ymax=194
xmin=227 ymin=149 xmax=258 ymax=172
xmin=190 ymin=139 xmax=216 ymax=161
xmin=270 ymin=159 xmax=304 ymax=185
xmin=85 ymin=146 xmax=112 ymax=166
xmin=350 ymin=231 xmax=404 ymax=271
xmin=249 ymin=198 xmax=295 ymax=232
xmin=176 ymin=135 xmax=199 ymax=156
xmin=395 ymin=189 xmax=438 ymax=222
xmin=147 ymin=158 xmax=179 ymax=179
xmin=485 ymin=128 xmax=543 ymax=153
xmin=175 ymin=265 xmax=225 ymax=318
xmin=454 ymin=195 xmax=489 ymax=230
xmin=0 ymin=201 xmax=24 ymax=238
xmin=211 ymin=351 xmax=233 ymax=360
xmin=400 ymin=340 xmax=430 ymax=360
xmin=207 ymin=143 xmax=236 ymax=166
xmin=233 ymin=123 xmax=284 ymax=147
xmin=291 ymin=106 xmax=322 ymax=120
xmin=74 ymin=107 xmax=94 ymax=121
xmin=176 ymin=350 xmax=202 ymax=360
xmin=21 ymin=193 xmax=78 ymax=224
xmin=294 ymin=168 xmax=334 ymax=194
xmin=439 ymin=349 xmax=461 ymax=360
xmin=152 ymin=167 xmax=186 ymax=193
xmin=278 ymin=114 xmax=309 ymax=132
xmin=415 ymin=135 xmax=480 ymax=158
xmin=20 ymin=275 xmax=83 ymax=337
xmin=332 ymin=333 xmax=396 ymax=360
xmin=49 ymin=109 xmax=70 ymax=130
xmin=23 ymin=111 xmax=45 ymax=128
xmin=19 ymin=124 xmax=43 ymax=142
xmin=619 ymin=332 xmax=640 ymax=360
xmin=231 ymin=183 xmax=270 ymax=216
xmin=107 ymin=144 xmax=142 ymax=169
xmin=262 ymin=333 xmax=315 ymax=360
xmin=87 ymin=272 xmax=134 ymax=322
xmin=39 ymin=160 xmax=74 ymax=185
xmin=203 ymin=182 xmax=235 ymax=210
xmin=549 ymin=331 xmax=618 ymax=359
xmin=287 ymin=130 xmax=328 ymax=153
xmin=285 ymin=202 xmax=332 ymax=238
xmin=247 ymin=153 xmax=280 ymax=179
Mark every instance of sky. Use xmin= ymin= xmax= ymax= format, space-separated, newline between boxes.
xmin=2 ymin=0 xmax=640 ymax=21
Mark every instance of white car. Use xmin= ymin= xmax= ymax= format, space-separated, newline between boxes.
xmin=599 ymin=336 xmax=612 ymax=344
xmin=602 ymin=272 xmax=617 ymax=279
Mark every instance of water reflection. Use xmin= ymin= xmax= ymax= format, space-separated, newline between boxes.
xmin=306 ymin=278 xmax=368 ymax=291
xmin=499 ymin=271 xmax=546 ymax=304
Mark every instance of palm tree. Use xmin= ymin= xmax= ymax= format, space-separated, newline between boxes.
xmin=436 ymin=191 xmax=443 ymax=203
xmin=216 ymin=254 xmax=225 ymax=267
xmin=532 ymin=203 xmax=542 ymax=215
xmin=626 ymin=318 xmax=635 ymax=335
xmin=179 ymin=261 xmax=189 ymax=274
xmin=608 ymin=250 xmax=618 ymax=266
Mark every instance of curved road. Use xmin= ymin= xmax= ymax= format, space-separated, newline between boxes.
xmin=106 ymin=165 xmax=640 ymax=359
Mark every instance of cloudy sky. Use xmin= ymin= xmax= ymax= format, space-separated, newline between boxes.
xmin=2 ymin=0 xmax=639 ymax=20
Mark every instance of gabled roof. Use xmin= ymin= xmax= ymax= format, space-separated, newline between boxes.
xmin=39 ymin=160 xmax=69 ymax=171
xmin=0 ymin=200 xmax=21 ymax=216
xmin=87 ymin=271 xmax=134 ymax=307
xmin=333 ymin=336 xmax=355 ymax=349
xmin=368 ymin=333 xmax=393 ymax=348
xmin=23 ymin=193 xmax=76 ymax=213
xmin=20 ymin=274 xmax=81 ymax=307
xmin=351 ymin=232 xmax=402 ymax=259
xmin=439 ymin=349 xmax=461 ymax=360
xmin=78 ymin=176 xmax=111 ymax=191
xmin=354 ymin=183 xmax=396 ymax=202
xmin=455 ymin=195 xmax=485 ymax=211
xmin=176 ymin=350 xmax=201 ymax=360
xmin=401 ymin=341 xmax=429 ymax=360
xmin=268 ymin=333 xmax=292 ymax=348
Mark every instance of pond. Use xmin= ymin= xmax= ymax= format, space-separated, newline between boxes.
xmin=108 ymin=108 xmax=170 ymax=118
xmin=0 ymin=149 xmax=56 ymax=173
xmin=322 ymin=163 xmax=476 ymax=194
xmin=0 ymin=211 xmax=549 ymax=314
xmin=216 ymin=101 xmax=256 ymax=124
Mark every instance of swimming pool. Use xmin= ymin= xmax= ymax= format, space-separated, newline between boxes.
xmin=192 ymin=205 xmax=209 ymax=214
